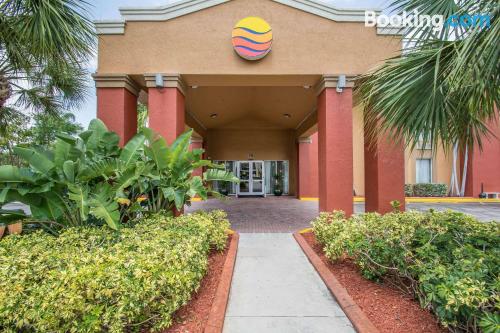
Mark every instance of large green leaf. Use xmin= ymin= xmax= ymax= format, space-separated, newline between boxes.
xmin=63 ymin=161 xmax=75 ymax=183
xmin=161 ymin=187 xmax=186 ymax=210
xmin=120 ymin=133 xmax=145 ymax=167
xmin=89 ymin=186 xmax=120 ymax=230
xmin=203 ymin=169 xmax=240 ymax=183
xmin=85 ymin=119 xmax=109 ymax=151
xmin=54 ymin=138 xmax=72 ymax=167
xmin=167 ymin=130 xmax=192 ymax=170
xmin=0 ymin=166 xmax=34 ymax=183
xmin=146 ymin=137 xmax=169 ymax=170
xmin=188 ymin=176 xmax=207 ymax=200
xmin=68 ymin=184 xmax=89 ymax=222
xmin=30 ymin=193 xmax=65 ymax=222
xmin=14 ymin=147 xmax=55 ymax=174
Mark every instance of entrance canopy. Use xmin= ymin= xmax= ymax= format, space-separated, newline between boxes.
xmin=93 ymin=0 xmax=407 ymax=215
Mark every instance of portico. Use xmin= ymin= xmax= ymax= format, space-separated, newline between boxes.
xmin=93 ymin=0 xmax=408 ymax=214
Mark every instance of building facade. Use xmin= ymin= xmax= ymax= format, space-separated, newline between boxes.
xmin=94 ymin=0 xmax=500 ymax=215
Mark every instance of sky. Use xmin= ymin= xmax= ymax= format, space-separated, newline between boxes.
xmin=77 ymin=0 xmax=387 ymax=127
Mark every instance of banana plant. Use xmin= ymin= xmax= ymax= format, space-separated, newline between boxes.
xmin=139 ymin=128 xmax=239 ymax=213
xmin=0 ymin=120 xmax=139 ymax=232
xmin=0 ymin=119 xmax=239 ymax=233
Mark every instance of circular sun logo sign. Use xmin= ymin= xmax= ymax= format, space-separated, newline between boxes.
xmin=232 ymin=17 xmax=272 ymax=61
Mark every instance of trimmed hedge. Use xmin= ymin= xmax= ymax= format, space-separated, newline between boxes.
xmin=406 ymin=183 xmax=448 ymax=197
xmin=312 ymin=210 xmax=500 ymax=332
xmin=0 ymin=210 xmax=230 ymax=332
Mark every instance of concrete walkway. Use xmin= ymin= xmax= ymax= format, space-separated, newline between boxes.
xmin=223 ymin=233 xmax=354 ymax=333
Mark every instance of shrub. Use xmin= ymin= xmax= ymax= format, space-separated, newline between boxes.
xmin=405 ymin=183 xmax=448 ymax=197
xmin=0 ymin=210 xmax=230 ymax=332
xmin=312 ymin=210 xmax=499 ymax=332
xmin=405 ymin=184 xmax=414 ymax=196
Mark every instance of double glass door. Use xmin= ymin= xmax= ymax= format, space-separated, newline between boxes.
xmin=237 ymin=161 xmax=265 ymax=196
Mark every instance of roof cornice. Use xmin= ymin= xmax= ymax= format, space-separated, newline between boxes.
xmin=120 ymin=0 xmax=229 ymax=21
xmin=94 ymin=20 xmax=125 ymax=35
xmin=272 ymin=0 xmax=380 ymax=22
xmin=94 ymin=0 xmax=401 ymax=36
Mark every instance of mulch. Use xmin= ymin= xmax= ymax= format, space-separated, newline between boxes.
xmin=301 ymin=232 xmax=446 ymax=333
xmin=162 ymin=235 xmax=232 ymax=333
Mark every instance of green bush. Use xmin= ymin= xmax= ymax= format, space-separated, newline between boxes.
xmin=405 ymin=183 xmax=448 ymax=197
xmin=0 ymin=210 xmax=230 ymax=332
xmin=312 ymin=210 xmax=499 ymax=332
xmin=405 ymin=184 xmax=414 ymax=196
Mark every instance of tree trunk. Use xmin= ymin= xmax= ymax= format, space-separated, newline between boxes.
xmin=0 ymin=73 xmax=12 ymax=108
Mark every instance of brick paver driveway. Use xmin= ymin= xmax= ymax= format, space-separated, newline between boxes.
xmin=186 ymin=197 xmax=500 ymax=233
xmin=186 ymin=197 xmax=318 ymax=232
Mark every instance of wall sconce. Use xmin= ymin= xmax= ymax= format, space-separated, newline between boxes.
xmin=155 ymin=73 xmax=164 ymax=88
xmin=336 ymin=74 xmax=346 ymax=93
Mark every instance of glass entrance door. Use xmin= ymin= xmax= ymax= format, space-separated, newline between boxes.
xmin=237 ymin=161 xmax=265 ymax=196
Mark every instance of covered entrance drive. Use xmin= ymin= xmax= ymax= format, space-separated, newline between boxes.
xmin=186 ymin=196 xmax=319 ymax=233
xmin=93 ymin=0 xmax=408 ymax=216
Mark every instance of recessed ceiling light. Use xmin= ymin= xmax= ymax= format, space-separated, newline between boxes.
xmin=191 ymin=85 xmax=198 ymax=89
xmin=283 ymin=113 xmax=291 ymax=118
xmin=210 ymin=113 xmax=218 ymax=119
xmin=303 ymin=85 xmax=311 ymax=89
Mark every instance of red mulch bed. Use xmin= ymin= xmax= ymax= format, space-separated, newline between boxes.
xmin=162 ymin=235 xmax=232 ymax=333
xmin=302 ymin=232 xmax=445 ymax=333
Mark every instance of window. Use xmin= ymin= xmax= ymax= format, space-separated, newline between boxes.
xmin=416 ymin=158 xmax=432 ymax=183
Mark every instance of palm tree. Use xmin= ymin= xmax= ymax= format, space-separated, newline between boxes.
xmin=355 ymin=0 xmax=499 ymax=196
xmin=0 ymin=0 xmax=95 ymax=134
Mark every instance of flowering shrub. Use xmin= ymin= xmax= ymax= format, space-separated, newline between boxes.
xmin=0 ymin=210 xmax=230 ymax=332
xmin=312 ymin=210 xmax=499 ymax=332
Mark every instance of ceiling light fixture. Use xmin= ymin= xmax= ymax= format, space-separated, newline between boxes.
xmin=210 ymin=113 xmax=218 ymax=119
xmin=283 ymin=113 xmax=291 ymax=118
xmin=191 ymin=85 xmax=198 ymax=89
xmin=303 ymin=85 xmax=311 ymax=89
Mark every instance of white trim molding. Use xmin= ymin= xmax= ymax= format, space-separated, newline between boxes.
xmin=314 ymin=74 xmax=357 ymax=96
xmin=272 ymin=0 xmax=380 ymax=22
xmin=94 ymin=20 xmax=126 ymax=35
xmin=377 ymin=26 xmax=404 ymax=36
xmin=297 ymin=137 xmax=312 ymax=144
xmin=119 ymin=0 xmax=229 ymax=21
xmin=144 ymin=73 xmax=188 ymax=96
xmin=92 ymin=74 xmax=141 ymax=96
xmin=94 ymin=0 xmax=401 ymax=36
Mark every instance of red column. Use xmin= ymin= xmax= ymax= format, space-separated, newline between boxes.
xmin=190 ymin=138 xmax=204 ymax=177
xmin=317 ymin=87 xmax=353 ymax=215
xmin=464 ymin=120 xmax=500 ymax=197
xmin=364 ymin=124 xmax=405 ymax=214
xmin=94 ymin=74 xmax=139 ymax=146
xmin=146 ymin=74 xmax=186 ymax=145
xmin=297 ymin=134 xmax=319 ymax=199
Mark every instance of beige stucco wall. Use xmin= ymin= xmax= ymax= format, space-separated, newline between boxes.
xmin=97 ymin=0 xmax=401 ymax=77
xmin=405 ymin=146 xmax=453 ymax=185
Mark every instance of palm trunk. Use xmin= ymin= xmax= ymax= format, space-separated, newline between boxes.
xmin=0 ymin=73 xmax=12 ymax=108
xmin=449 ymin=143 xmax=461 ymax=196
xmin=460 ymin=146 xmax=469 ymax=197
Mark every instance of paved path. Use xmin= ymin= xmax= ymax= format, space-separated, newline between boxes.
xmin=187 ymin=197 xmax=500 ymax=233
xmin=223 ymin=233 xmax=354 ymax=333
